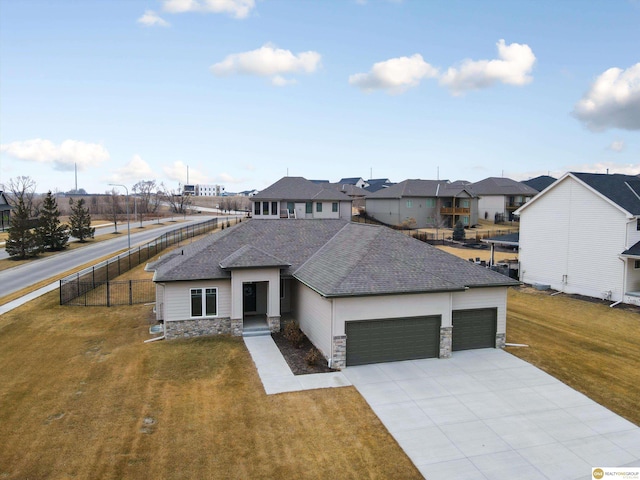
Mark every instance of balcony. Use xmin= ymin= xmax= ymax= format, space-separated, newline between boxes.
xmin=440 ymin=207 xmax=470 ymax=215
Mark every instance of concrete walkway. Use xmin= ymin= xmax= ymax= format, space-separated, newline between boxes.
xmin=243 ymin=335 xmax=351 ymax=394
xmin=245 ymin=336 xmax=640 ymax=480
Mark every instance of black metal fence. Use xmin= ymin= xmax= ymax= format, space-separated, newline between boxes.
xmin=60 ymin=218 xmax=220 ymax=306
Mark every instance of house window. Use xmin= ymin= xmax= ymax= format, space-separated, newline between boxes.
xmin=425 ymin=198 xmax=436 ymax=208
xmin=262 ymin=202 xmax=269 ymax=215
xmin=254 ymin=202 xmax=260 ymax=215
xmin=316 ymin=202 xmax=323 ymax=212
xmin=271 ymin=202 xmax=278 ymax=216
xmin=190 ymin=288 xmax=217 ymax=317
xmin=280 ymin=279 xmax=286 ymax=299
xmin=637 ymin=219 xmax=640 ymax=231
xmin=287 ymin=202 xmax=295 ymax=215
xmin=306 ymin=202 xmax=312 ymax=214
xmin=332 ymin=202 xmax=338 ymax=213
xmin=406 ymin=200 xmax=413 ymax=208
xmin=635 ymin=260 xmax=640 ymax=269
xmin=462 ymin=216 xmax=469 ymax=225
xmin=460 ymin=199 xmax=469 ymax=208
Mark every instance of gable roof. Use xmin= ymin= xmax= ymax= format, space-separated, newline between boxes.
xmin=517 ymin=172 xmax=640 ymax=217
xmin=521 ymin=175 xmax=556 ymax=193
xmin=153 ymin=219 xmax=517 ymax=295
xmin=571 ymin=173 xmax=640 ymax=215
xmin=366 ymin=179 xmax=476 ymax=199
xmin=252 ymin=177 xmax=348 ymax=201
xmin=219 ymin=245 xmax=290 ymax=269
xmin=327 ymin=183 xmax=368 ymax=197
xmin=338 ymin=177 xmax=364 ymax=184
xmin=364 ymin=179 xmax=394 ymax=192
xmin=470 ymin=177 xmax=539 ymax=196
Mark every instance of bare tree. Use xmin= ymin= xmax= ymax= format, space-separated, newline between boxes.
xmin=161 ymin=184 xmax=191 ymax=214
xmin=7 ymin=176 xmax=39 ymax=215
xmin=133 ymin=180 xmax=161 ymax=224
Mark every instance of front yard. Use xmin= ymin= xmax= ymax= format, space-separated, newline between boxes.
xmin=0 ymin=273 xmax=421 ymax=479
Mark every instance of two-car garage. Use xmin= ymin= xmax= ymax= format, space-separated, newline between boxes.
xmin=344 ymin=308 xmax=497 ymax=366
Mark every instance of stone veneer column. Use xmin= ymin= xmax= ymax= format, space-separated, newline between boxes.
xmin=267 ymin=316 xmax=281 ymax=333
xmin=231 ymin=318 xmax=243 ymax=337
xmin=331 ymin=335 xmax=347 ymax=370
xmin=495 ymin=333 xmax=506 ymax=349
xmin=439 ymin=326 xmax=452 ymax=358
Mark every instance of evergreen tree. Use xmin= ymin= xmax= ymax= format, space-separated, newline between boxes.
xmin=69 ymin=198 xmax=95 ymax=242
xmin=36 ymin=191 xmax=69 ymax=251
xmin=6 ymin=197 xmax=40 ymax=259
xmin=452 ymin=219 xmax=466 ymax=241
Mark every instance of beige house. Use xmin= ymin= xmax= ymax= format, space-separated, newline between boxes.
xmin=150 ymin=219 xmax=517 ymax=368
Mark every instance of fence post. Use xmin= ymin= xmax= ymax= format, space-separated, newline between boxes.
xmin=106 ymin=281 xmax=110 ymax=307
xmin=59 ymin=280 xmax=63 ymax=305
xmin=129 ymin=280 xmax=133 ymax=305
xmin=92 ymin=266 xmax=95 ymax=288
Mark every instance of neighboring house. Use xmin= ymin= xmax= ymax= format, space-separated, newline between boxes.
xmin=338 ymin=177 xmax=368 ymax=189
xmin=327 ymin=183 xmax=368 ymax=210
xmin=238 ymin=189 xmax=260 ymax=197
xmin=470 ymin=177 xmax=538 ymax=222
xmin=365 ymin=179 xmax=478 ymax=228
xmin=521 ymin=175 xmax=557 ymax=193
xmin=150 ymin=219 xmax=517 ymax=368
xmin=0 ymin=191 xmax=12 ymax=231
xmin=250 ymin=177 xmax=352 ymax=220
xmin=364 ymin=178 xmax=394 ymax=193
xmin=516 ymin=172 xmax=640 ymax=305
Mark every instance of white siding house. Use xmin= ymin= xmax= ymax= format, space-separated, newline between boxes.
xmin=516 ymin=172 xmax=640 ymax=304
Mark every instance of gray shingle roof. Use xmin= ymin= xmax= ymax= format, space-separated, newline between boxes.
xmin=572 ymin=173 xmax=640 ymax=215
xmin=154 ymin=219 xmax=518 ymax=295
xmin=366 ymin=179 xmax=476 ymax=199
xmin=521 ymin=175 xmax=556 ymax=193
xmin=621 ymin=240 xmax=640 ymax=257
xmin=219 ymin=245 xmax=290 ymax=269
xmin=470 ymin=177 xmax=539 ymax=196
xmin=252 ymin=177 xmax=347 ymax=201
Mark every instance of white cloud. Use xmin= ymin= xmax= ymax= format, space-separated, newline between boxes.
xmin=109 ymin=155 xmax=155 ymax=184
xmin=163 ymin=160 xmax=208 ymax=185
xmin=609 ymin=140 xmax=625 ymax=152
xmin=572 ymin=63 xmax=640 ymax=131
xmin=137 ymin=10 xmax=170 ymax=27
xmin=0 ymin=138 xmax=109 ymax=171
xmin=439 ymin=39 xmax=536 ymax=95
xmin=162 ymin=0 xmax=255 ymax=19
xmin=210 ymin=44 xmax=321 ymax=85
xmin=348 ymin=54 xmax=439 ymax=94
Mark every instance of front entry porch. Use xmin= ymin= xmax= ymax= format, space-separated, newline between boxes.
xmin=243 ymin=314 xmax=271 ymax=337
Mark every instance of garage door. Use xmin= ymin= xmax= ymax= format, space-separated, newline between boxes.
xmin=345 ymin=316 xmax=441 ymax=366
xmin=452 ymin=308 xmax=497 ymax=351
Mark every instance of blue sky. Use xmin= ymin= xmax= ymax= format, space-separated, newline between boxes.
xmin=1 ymin=0 xmax=639 ymax=194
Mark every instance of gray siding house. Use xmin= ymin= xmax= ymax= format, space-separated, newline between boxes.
xmin=470 ymin=177 xmax=539 ymax=222
xmin=251 ymin=177 xmax=352 ymax=220
xmin=150 ymin=219 xmax=517 ymax=368
xmin=365 ymin=179 xmax=479 ymax=228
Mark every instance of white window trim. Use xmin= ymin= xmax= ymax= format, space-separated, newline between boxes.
xmin=190 ymin=287 xmax=219 ymax=318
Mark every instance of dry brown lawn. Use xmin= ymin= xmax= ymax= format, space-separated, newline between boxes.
xmin=506 ymin=287 xmax=640 ymax=426
xmin=436 ymin=244 xmax=518 ymax=264
xmin=0 ymin=265 xmax=420 ymax=479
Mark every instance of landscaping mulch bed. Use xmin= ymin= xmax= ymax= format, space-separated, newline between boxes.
xmin=271 ymin=331 xmax=336 ymax=375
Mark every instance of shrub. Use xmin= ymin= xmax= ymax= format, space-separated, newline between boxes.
xmin=283 ymin=321 xmax=305 ymax=348
xmin=305 ymin=348 xmax=321 ymax=366
xmin=452 ymin=220 xmax=465 ymax=241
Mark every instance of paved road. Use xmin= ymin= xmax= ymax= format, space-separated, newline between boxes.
xmin=0 ymin=215 xmax=238 ymax=299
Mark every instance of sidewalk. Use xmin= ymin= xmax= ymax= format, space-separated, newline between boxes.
xmin=243 ymin=335 xmax=351 ymax=395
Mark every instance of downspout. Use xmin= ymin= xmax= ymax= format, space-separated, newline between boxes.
xmin=144 ymin=335 xmax=165 ymax=343
xmin=328 ymin=298 xmax=335 ymax=368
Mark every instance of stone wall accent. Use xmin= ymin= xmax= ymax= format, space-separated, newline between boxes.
xmin=231 ymin=318 xmax=243 ymax=337
xmin=165 ymin=318 xmax=237 ymax=340
xmin=439 ymin=326 xmax=452 ymax=359
xmin=495 ymin=333 xmax=506 ymax=349
xmin=267 ymin=315 xmax=281 ymax=333
xmin=331 ymin=335 xmax=347 ymax=370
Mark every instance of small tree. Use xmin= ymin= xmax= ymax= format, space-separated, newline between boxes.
xmin=452 ymin=219 xmax=466 ymax=242
xmin=6 ymin=197 xmax=40 ymax=259
xmin=69 ymin=198 xmax=95 ymax=242
xmin=36 ymin=191 xmax=69 ymax=251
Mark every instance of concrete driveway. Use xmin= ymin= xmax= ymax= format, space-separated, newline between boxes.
xmin=342 ymin=349 xmax=640 ymax=480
